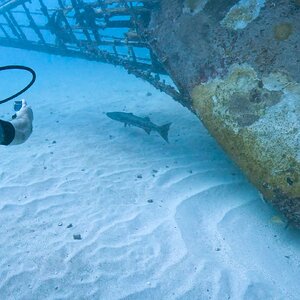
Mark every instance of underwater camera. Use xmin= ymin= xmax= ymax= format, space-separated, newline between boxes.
xmin=14 ymin=100 xmax=22 ymax=112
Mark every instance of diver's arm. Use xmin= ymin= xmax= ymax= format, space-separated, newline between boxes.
xmin=0 ymin=119 xmax=15 ymax=145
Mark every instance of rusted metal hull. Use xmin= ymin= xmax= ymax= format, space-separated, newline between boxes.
xmin=145 ymin=0 xmax=300 ymax=226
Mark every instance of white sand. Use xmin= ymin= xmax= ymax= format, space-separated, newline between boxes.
xmin=0 ymin=48 xmax=300 ymax=300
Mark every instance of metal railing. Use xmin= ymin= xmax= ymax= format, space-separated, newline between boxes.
xmin=0 ymin=0 xmax=187 ymax=107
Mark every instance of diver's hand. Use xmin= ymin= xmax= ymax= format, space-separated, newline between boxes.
xmin=10 ymin=99 xmax=33 ymax=145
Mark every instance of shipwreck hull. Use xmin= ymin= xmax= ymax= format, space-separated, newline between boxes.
xmin=145 ymin=0 xmax=300 ymax=225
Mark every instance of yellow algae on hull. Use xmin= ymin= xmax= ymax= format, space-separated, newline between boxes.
xmin=191 ymin=64 xmax=300 ymax=225
xmin=273 ymin=23 xmax=293 ymax=41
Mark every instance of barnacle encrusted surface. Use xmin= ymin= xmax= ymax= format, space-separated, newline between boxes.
xmin=191 ymin=64 xmax=300 ymax=225
xmin=221 ymin=0 xmax=265 ymax=30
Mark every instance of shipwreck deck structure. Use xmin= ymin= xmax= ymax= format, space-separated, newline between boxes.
xmin=0 ymin=0 xmax=189 ymax=107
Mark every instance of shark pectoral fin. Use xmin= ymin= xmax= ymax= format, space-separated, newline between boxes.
xmin=143 ymin=128 xmax=151 ymax=135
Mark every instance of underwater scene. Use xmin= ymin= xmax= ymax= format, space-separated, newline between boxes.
xmin=0 ymin=0 xmax=299 ymax=299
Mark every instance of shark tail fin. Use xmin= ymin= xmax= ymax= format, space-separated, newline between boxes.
xmin=158 ymin=123 xmax=171 ymax=143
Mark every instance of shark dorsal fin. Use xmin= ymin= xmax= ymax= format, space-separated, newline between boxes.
xmin=143 ymin=128 xmax=151 ymax=134
xmin=144 ymin=116 xmax=151 ymax=121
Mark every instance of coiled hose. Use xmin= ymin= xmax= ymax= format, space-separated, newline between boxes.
xmin=0 ymin=65 xmax=36 ymax=105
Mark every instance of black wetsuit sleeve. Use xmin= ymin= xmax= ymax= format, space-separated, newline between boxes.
xmin=0 ymin=119 xmax=15 ymax=145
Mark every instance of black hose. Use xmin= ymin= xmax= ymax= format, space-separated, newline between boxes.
xmin=0 ymin=65 xmax=36 ymax=105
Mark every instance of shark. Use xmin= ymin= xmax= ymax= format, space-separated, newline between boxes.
xmin=106 ymin=112 xmax=172 ymax=143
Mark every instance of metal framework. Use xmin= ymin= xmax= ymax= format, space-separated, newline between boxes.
xmin=0 ymin=0 xmax=187 ymax=106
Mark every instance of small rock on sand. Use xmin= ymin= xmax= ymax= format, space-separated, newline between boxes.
xmin=73 ymin=234 xmax=82 ymax=240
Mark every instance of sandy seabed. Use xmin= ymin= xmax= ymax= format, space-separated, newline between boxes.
xmin=0 ymin=48 xmax=300 ymax=300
